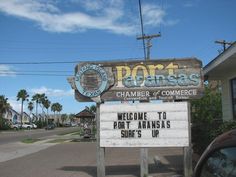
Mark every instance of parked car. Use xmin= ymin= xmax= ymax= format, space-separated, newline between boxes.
xmin=71 ymin=122 xmax=78 ymax=127
xmin=193 ymin=129 xmax=236 ymax=177
xmin=64 ymin=122 xmax=71 ymax=127
xmin=45 ymin=124 xmax=55 ymax=130
xmin=31 ymin=123 xmax=37 ymax=129
xmin=11 ymin=123 xmax=20 ymax=130
xmin=22 ymin=123 xmax=33 ymax=129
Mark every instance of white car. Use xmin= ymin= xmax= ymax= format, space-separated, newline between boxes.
xmin=22 ymin=123 xmax=33 ymax=129
xmin=11 ymin=123 xmax=20 ymax=130
xmin=31 ymin=123 xmax=37 ymax=129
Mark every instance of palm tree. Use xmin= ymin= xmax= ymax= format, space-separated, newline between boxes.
xmin=39 ymin=93 xmax=47 ymax=113
xmin=51 ymin=102 xmax=62 ymax=126
xmin=51 ymin=103 xmax=57 ymax=124
xmin=32 ymin=93 xmax=41 ymax=119
xmin=61 ymin=114 xmax=67 ymax=126
xmin=56 ymin=103 xmax=62 ymax=127
xmin=42 ymin=98 xmax=51 ymax=126
xmin=17 ymin=89 xmax=29 ymax=126
xmin=69 ymin=114 xmax=75 ymax=124
xmin=89 ymin=105 xmax=96 ymax=113
xmin=0 ymin=95 xmax=11 ymax=129
xmin=28 ymin=101 xmax=34 ymax=123
xmin=56 ymin=103 xmax=62 ymax=114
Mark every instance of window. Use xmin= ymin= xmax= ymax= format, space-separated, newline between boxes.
xmin=231 ymin=78 xmax=236 ymax=119
xmin=200 ymin=147 xmax=236 ymax=177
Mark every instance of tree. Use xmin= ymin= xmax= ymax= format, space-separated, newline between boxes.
xmin=42 ymin=98 xmax=51 ymax=126
xmin=28 ymin=101 xmax=34 ymax=123
xmin=191 ymin=85 xmax=222 ymax=154
xmin=17 ymin=89 xmax=29 ymax=126
xmin=51 ymin=103 xmax=57 ymax=116
xmin=69 ymin=114 xmax=75 ymax=124
xmin=0 ymin=95 xmax=11 ymax=129
xmin=51 ymin=102 xmax=62 ymax=126
xmin=61 ymin=114 xmax=68 ymax=126
xmin=39 ymin=93 xmax=47 ymax=114
xmin=85 ymin=105 xmax=97 ymax=114
xmin=56 ymin=103 xmax=62 ymax=126
xmin=28 ymin=101 xmax=34 ymax=113
xmin=56 ymin=103 xmax=62 ymax=114
xmin=32 ymin=93 xmax=41 ymax=119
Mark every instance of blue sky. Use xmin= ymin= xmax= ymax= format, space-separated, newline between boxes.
xmin=0 ymin=0 xmax=235 ymax=114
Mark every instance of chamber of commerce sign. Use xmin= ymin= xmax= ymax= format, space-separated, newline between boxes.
xmin=69 ymin=58 xmax=203 ymax=102
xmin=100 ymin=102 xmax=189 ymax=147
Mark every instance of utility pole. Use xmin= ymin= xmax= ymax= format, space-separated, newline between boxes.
xmin=137 ymin=33 xmax=161 ymax=177
xmin=137 ymin=33 xmax=161 ymax=60
xmin=215 ymin=40 xmax=234 ymax=52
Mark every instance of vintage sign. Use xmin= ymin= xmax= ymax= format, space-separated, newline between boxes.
xmin=69 ymin=58 xmax=203 ymax=102
xmin=100 ymin=102 xmax=189 ymax=147
xmin=75 ymin=64 xmax=108 ymax=98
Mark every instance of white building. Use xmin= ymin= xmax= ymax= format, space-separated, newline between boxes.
xmin=204 ymin=42 xmax=236 ymax=121
xmin=3 ymin=108 xmax=20 ymax=124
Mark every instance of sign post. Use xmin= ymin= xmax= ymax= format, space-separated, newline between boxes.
xmin=96 ymin=103 xmax=105 ymax=177
xmin=140 ymin=148 xmax=148 ymax=177
xmin=68 ymin=58 xmax=204 ymax=177
xmin=184 ymin=102 xmax=193 ymax=177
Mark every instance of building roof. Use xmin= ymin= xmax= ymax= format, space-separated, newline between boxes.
xmin=75 ymin=109 xmax=95 ymax=119
xmin=203 ymin=42 xmax=236 ymax=79
xmin=23 ymin=112 xmax=30 ymax=117
xmin=8 ymin=108 xmax=20 ymax=116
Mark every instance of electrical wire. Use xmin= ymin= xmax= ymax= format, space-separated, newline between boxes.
xmin=0 ymin=72 xmax=71 ymax=77
xmin=0 ymin=57 xmax=143 ymax=65
xmin=138 ymin=0 xmax=146 ymax=60
xmin=0 ymin=70 xmax=72 ymax=73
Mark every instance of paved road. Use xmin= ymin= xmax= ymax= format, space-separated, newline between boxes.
xmin=0 ymin=142 xmax=184 ymax=177
xmin=0 ymin=127 xmax=80 ymax=145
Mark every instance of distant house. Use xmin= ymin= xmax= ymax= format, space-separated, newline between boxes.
xmin=30 ymin=113 xmax=38 ymax=122
xmin=75 ymin=109 xmax=95 ymax=128
xmin=38 ymin=114 xmax=45 ymax=122
xmin=3 ymin=108 xmax=20 ymax=124
xmin=204 ymin=42 xmax=236 ymax=121
xmin=23 ymin=112 xmax=31 ymax=123
xmin=47 ymin=114 xmax=62 ymax=124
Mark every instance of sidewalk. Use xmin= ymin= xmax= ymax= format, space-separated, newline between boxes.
xmin=0 ymin=139 xmax=56 ymax=162
xmin=0 ymin=133 xmax=80 ymax=163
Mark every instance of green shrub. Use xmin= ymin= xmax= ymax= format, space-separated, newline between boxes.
xmin=212 ymin=121 xmax=236 ymax=138
xmin=0 ymin=118 xmax=11 ymax=130
xmin=191 ymin=85 xmax=222 ymax=155
xmin=192 ymin=120 xmax=236 ymax=155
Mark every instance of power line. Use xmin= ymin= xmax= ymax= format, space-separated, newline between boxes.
xmin=0 ymin=72 xmax=71 ymax=77
xmin=138 ymin=0 xmax=146 ymax=60
xmin=0 ymin=57 xmax=143 ymax=65
xmin=0 ymin=61 xmax=79 ymax=65
xmin=0 ymin=69 xmax=71 ymax=73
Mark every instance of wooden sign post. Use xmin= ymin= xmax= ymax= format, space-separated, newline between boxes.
xmin=96 ymin=103 xmax=105 ymax=177
xmin=67 ymin=58 xmax=204 ymax=177
xmin=184 ymin=102 xmax=193 ymax=177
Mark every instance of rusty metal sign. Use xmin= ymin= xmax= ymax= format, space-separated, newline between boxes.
xmin=68 ymin=58 xmax=204 ymax=102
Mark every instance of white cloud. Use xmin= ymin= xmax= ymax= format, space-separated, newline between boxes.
xmin=142 ymin=3 xmax=178 ymax=27
xmin=30 ymin=86 xmax=73 ymax=97
xmin=0 ymin=65 xmax=16 ymax=77
xmin=0 ymin=0 xmax=177 ymax=35
xmin=142 ymin=4 xmax=165 ymax=27
xmin=0 ymin=0 xmax=135 ymax=35
xmin=8 ymin=98 xmax=21 ymax=112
